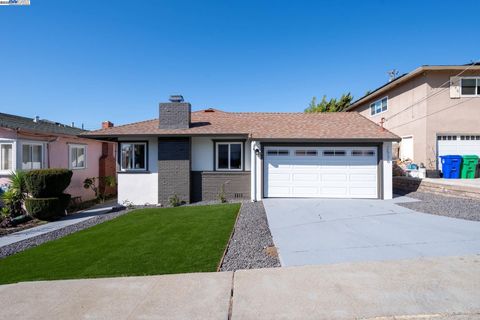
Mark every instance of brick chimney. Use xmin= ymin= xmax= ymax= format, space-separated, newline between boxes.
xmin=102 ymin=121 xmax=114 ymax=129
xmin=159 ymin=95 xmax=191 ymax=129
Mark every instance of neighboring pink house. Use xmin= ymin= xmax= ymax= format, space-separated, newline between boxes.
xmin=0 ymin=113 xmax=116 ymax=201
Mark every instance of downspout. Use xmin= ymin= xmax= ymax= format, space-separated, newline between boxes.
xmin=253 ymin=142 xmax=257 ymax=202
xmin=249 ymin=133 xmax=257 ymax=202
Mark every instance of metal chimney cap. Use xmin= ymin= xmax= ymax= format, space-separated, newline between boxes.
xmin=169 ymin=95 xmax=184 ymax=103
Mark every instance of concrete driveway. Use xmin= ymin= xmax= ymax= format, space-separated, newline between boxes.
xmin=263 ymin=196 xmax=480 ymax=266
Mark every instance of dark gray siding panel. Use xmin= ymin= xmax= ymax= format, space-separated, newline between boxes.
xmin=158 ymin=138 xmax=191 ymax=205
xmin=191 ymin=171 xmax=251 ymax=202
xmin=191 ymin=171 xmax=203 ymax=203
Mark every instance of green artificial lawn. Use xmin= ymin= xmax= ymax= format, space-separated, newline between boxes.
xmin=0 ymin=203 xmax=240 ymax=284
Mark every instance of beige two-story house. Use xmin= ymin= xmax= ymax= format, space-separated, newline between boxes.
xmin=346 ymin=63 xmax=480 ymax=172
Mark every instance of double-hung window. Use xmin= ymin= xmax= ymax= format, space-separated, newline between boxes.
xmin=22 ymin=143 xmax=43 ymax=170
xmin=120 ymin=142 xmax=147 ymax=171
xmin=69 ymin=144 xmax=87 ymax=169
xmin=370 ymin=97 xmax=388 ymax=116
xmin=461 ymin=77 xmax=480 ymax=96
xmin=0 ymin=143 xmax=13 ymax=172
xmin=216 ymin=142 xmax=243 ymax=171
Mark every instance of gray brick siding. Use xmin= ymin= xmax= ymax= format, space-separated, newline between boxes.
xmin=159 ymin=102 xmax=191 ymax=129
xmin=191 ymin=171 xmax=251 ymax=202
xmin=158 ymin=138 xmax=191 ymax=205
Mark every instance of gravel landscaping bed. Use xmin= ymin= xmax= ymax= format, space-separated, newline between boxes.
xmin=0 ymin=208 xmax=129 ymax=259
xmin=396 ymin=191 xmax=480 ymax=221
xmin=220 ymin=201 xmax=280 ymax=271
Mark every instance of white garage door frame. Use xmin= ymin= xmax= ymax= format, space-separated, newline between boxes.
xmin=262 ymin=143 xmax=382 ymax=199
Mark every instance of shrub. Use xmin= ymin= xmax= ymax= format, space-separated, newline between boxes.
xmin=83 ymin=176 xmax=116 ymax=202
xmin=0 ymin=171 xmax=27 ymax=218
xmin=25 ymin=169 xmax=72 ymax=197
xmin=25 ymin=197 xmax=65 ymax=220
xmin=168 ymin=194 xmax=182 ymax=207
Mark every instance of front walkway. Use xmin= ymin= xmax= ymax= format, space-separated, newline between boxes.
xmin=0 ymin=201 xmax=116 ymax=248
xmin=0 ymin=255 xmax=479 ymax=319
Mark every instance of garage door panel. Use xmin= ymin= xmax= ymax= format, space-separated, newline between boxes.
xmin=264 ymin=146 xmax=378 ymax=199
xmin=349 ymin=174 xmax=376 ymax=182
xmin=350 ymin=187 xmax=377 ymax=196
xmin=292 ymin=173 xmax=319 ymax=182
xmin=268 ymin=173 xmax=291 ymax=181
xmin=322 ymin=174 xmax=348 ymax=181
xmin=321 ymin=187 xmax=348 ymax=196
xmin=437 ymin=135 xmax=480 ymax=171
xmin=268 ymin=186 xmax=291 ymax=196
xmin=292 ymin=187 xmax=319 ymax=195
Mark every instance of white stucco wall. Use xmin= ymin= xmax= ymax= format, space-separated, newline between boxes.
xmin=191 ymin=137 xmax=251 ymax=171
xmin=117 ymin=136 xmax=158 ymax=205
xmin=382 ymin=142 xmax=393 ymax=200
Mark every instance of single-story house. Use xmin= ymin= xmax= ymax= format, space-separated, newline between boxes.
xmin=83 ymin=96 xmax=400 ymax=205
xmin=346 ymin=63 xmax=480 ymax=172
xmin=0 ymin=112 xmax=116 ymax=201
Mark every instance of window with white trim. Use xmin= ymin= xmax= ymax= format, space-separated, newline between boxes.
xmin=460 ymin=77 xmax=480 ymax=96
xmin=120 ymin=142 xmax=147 ymax=171
xmin=69 ymin=144 xmax=87 ymax=169
xmin=0 ymin=143 xmax=13 ymax=171
xmin=216 ymin=142 xmax=243 ymax=170
xmin=370 ymin=97 xmax=388 ymax=116
xmin=22 ymin=143 xmax=43 ymax=170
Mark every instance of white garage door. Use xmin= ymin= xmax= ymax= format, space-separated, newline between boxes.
xmin=264 ymin=146 xmax=378 ymax=199
xmin=437 ymin=134 xmax=480 ymax=171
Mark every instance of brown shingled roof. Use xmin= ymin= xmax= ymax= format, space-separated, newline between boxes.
xmin=82 ymin=110 xmax=399 ymax=141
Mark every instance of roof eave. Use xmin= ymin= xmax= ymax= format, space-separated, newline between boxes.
xmin=347 ymin=65 xmax=480 ymax=111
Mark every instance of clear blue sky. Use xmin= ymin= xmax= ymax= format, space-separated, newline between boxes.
xmin=1 ymin=0 xmax=479 ymax=130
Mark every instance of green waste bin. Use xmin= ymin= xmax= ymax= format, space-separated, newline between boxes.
xmin=460 ymin=155 xmax=479 ymax=179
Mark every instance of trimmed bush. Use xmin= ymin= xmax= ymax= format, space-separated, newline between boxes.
xmin=25 ymin=198 xmax=65 ymax=220
xmin=25 ymin=169 xmax=73 ymax=197
xmin=58 ymin=193 xmax=72 ymax=210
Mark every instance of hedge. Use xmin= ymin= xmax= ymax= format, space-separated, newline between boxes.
xmin=25 ymin=194 xmax=71 ymax=220
xmin=25 ymin=169 xmax=73 ymax=197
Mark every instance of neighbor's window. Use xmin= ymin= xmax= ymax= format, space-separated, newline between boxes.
xmin=22 ymin=143 xmax=43 ymax=170
xmin=0 ymin=143 xmax=13 ymax=171
xmin=120 ymin=142 xmax=147 ymax=171
xmin=216 ymin=142 xmax=243 ymax=170
xmin=461 ymin=78 xmax=480 ymax=96
xmin=69 ymin=144 xmax=87 ymax=169
xmin=370 ymin=97 xmax=388 ymax=116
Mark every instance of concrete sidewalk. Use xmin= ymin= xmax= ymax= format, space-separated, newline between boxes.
xmin=1 ymin=255 xmax=479 ymax=319
xmin=0 ymin=202 xmax=115 ymax=248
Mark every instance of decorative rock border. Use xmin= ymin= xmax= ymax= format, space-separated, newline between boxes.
xmin=220 ymin=201 xmax=281 ymax=271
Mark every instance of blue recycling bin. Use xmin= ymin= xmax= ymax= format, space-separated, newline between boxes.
xmin=440 ymin=155 xmax=463 ymax=179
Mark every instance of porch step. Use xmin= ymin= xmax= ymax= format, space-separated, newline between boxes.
xmin=393 ymin=176 xmax=480 ymax=200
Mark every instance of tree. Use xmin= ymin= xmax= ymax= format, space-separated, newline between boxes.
xmin=304 ymin=93 xmax=353 ymax=113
